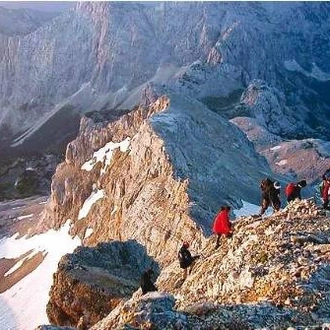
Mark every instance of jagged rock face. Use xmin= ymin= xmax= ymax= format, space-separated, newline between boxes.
xmin=235 ymin=80 xmax=301 ymax=137
xmin=36 ymin=326 xmax=75 ymax=330
xmin=40 ymin=94 xmax=277 ymax=265
xmin=229 ymin=118 xmax=330 ymax=183
xmin=47 ymin=240 xmax=158 ymax=329
xmin=41 ymin=96 xmax=205 ymax=265
xmin=258 ymin=139 xmax=330 ymax=183
xmin=48 ymin=200 xmax=330 ymax=330
xmin=1 ymin=2 xmax=330 ymax=155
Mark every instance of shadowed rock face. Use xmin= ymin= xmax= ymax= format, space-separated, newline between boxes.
xmin=46 ymin=240 xmax=159 ymax=329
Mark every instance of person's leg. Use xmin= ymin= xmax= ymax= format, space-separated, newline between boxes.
xmin=182 ymin=267 xmax=188 ymax=280
xmin=272 ymin=199 xmax=281 ymax=212
xmin=259 ymin=198 xmax=269 ymax=216
xmin=215 ymin=234 xmax=220 ymax=249
xmin=188 ymin=260 xmax=196 ymax=275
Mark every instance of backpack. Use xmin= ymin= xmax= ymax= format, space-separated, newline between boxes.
xmin=285 ymin=182 xmax=296 ymax=197
xmin=260 ymin=178 xmax=273 ymax=192
xmin=324 ymin=169 xmax=330 ymax=180
xmin=178 ymin=248 xmax=192 ymax=269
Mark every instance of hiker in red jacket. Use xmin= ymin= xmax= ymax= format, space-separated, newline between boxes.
xmin=213 ymin=205 xmax=232 ymax=249
xmin=322 ymin=177 xmax=330 ymax=210
xmin=286 ymin=180 xmax=307 ymax=203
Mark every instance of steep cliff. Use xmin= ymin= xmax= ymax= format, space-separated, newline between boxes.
xmin=0 ymin=6 xmax=59 ymax=36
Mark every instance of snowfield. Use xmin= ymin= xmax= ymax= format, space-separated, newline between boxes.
xmin=0 ymin=221 xmax=81 ymax=330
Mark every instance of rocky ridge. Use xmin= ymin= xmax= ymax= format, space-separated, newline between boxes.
xmin=43 ymin=199 xmax=330 ymax=329
xmin=39 ymin=93 xmax=278 ymax=265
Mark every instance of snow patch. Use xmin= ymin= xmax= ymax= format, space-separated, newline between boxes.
xmin=275 ymin=159 xmax=287 ymax=166
xmin=81 ymin=137 xmax=131 ymax=174
xmin=284 ymin=59 xmax=330 ymax=82
xmin=111 ymin=205 xmax=118 ymax=216
xmin=0 ymin=220 xmax=81 ymax=330
xmin=78 ymin=189 xmax=105 ymax=220
xmin=17 ymin=214 xmax=34 ymax=221
xmin=270 ymin=145 xmax=281 ymax=151
xmin=234 ymin=200 xmax=273 ymax=219
xmin=234 ymin=201 xmax=260 ymax=218
xmin=84 ymin=228 xmax=93 ymax=239
xmin=4 ymin=251 xmax=38 ymax=276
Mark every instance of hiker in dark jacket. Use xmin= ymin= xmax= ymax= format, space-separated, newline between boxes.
xmin=178 ymin=241 xmax=200 ymax=280
xmin=140 ymin=269 xmax=157 ymax=295
xmin=286 ymin=180 xmax=307 ymax=203
xmin=259 ymin=178 xmax=281 ymax=216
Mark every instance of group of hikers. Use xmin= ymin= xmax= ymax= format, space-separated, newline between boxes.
xmin=140 ymin=168 xmax=330 ymax=294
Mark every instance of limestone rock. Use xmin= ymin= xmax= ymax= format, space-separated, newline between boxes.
xmin=44 ymin=200 xmax=330 ymax=329
xmin=47 ymin=240 xmax=158 ymax=329
xmin=90 ymin=292 xmax=189 ymax=330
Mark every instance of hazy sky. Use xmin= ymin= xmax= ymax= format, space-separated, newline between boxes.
xmin=0 ymin=1 xmax=76 ymax=12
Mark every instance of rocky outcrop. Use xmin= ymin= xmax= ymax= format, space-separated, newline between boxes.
xmin=0 ymin=153 xmax=60 ymax=200
xmin=154 ymin=199 xmax=330 ymax=328
xmin=90 ymin=292 xmax=188 ymax=330
xmin=234 ymin=80 xmax=300 ymax=138
xmin=259 ymin=139 xmax=330 ymax=184
xmin=44 ymin=199 xmax=330 ymax=330
xmin=0 ymin=6 xmax=60 ymax=36
xmin=229 ymin=120 xmax=330 ymax=183
xmin=46 ymin=240 xmax=158 ymax=329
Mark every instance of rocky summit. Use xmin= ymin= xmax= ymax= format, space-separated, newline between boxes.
xmin=43 ymin=199 xmax=330 ymax=330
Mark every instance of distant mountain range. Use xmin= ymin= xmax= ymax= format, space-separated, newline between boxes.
xmin=0 ymin=2 xmax=329 ymax=199
xmin=0 ymin=2 xmax=330 ymax=157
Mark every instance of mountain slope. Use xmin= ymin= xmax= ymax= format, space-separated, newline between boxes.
xmin=0 ymin=6 xmax=60 ymax=36
xmin=1 ymin=2 xmax=330 ymax=157
xmin=44 ymin=200 xmax=330 ymax=329
xmin=39 ymin=94 xmax=280 ymax=266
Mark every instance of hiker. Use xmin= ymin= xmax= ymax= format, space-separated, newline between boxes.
xmin=213 ymin=205 xmax=232 ymax=249
xmin=259 ymin=178 xmax=281 ymax=216
xmin=285 ymin=180 xmax=307 ymax=203
xmin=140 ymin=269 xmax=158 ymax=295
xmin=178 ymin=241 xmax=200 ymax=280
xmin=321 ymin=170 xmax=330 ymax=210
